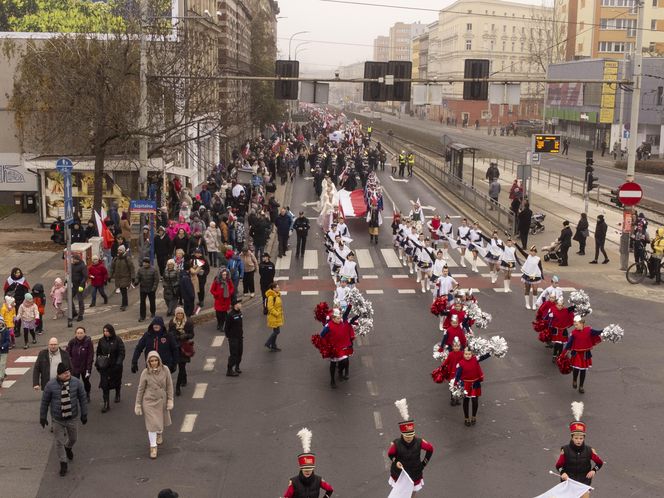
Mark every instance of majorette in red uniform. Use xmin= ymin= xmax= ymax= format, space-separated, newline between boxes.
xmin=536 ymin=292 xmax=557 ymax=322
xmin=555 ymin=402 xmax=603 ymax=492
xmin=548 ymin=298 xmax=575 ymax=360
xmin=440 ymin=315 xmax=467 ymax=351
xmin=454 ymin=348 xmax=491 ymax=426
xmin=319 ymin=307 xmax=356 ymax=389
xmin=282 ymin=428 xmax=334 ymax=498
xmin=561 ymin=315 xmax=602 ymax=394
xmin=441 ymin=300 xmax=467 ymax=331
xmin=441 ymin=337 xmax=465 ymax=406
xmin=388 ymin=399 xmax=434 ymax=493
xmin=427 ymin=214 xmax=441 ymax=249
xmin=533 ymin=293 xmax=557 ymax=346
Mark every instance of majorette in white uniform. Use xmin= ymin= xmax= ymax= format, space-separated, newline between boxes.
xmin=456 ymin=218 xmax=471 ymax=268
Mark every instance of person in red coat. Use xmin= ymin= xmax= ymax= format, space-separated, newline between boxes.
xmin=440 ymin=337 xmax=465 ymax=406
xmin=536 ymin=292 xmax=557 ymax=322
xmin=319 ymin=307 xmax=356 ymax=389
xmin=454 ymin=348 xmax=491 ymax=426
xmin=441 ymin=300 xmax=466 ymax=330
xmin=548 ymin=298 xmax=575 ymax=361
xmin=87 ymin=255 xmax=109 ymax=307
xmin=562 ymin=315 xmax=602 ymax=394
xmin=210 ymin=268 xmax=234 ymax=331
xmin=440 ymin=315 xmax=467 ymax=351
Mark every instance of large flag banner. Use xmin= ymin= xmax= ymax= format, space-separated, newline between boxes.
xmin=388 ymin=470 xmax=414 ymax=498
xmin=534 ymin=479 xmax=593 ymax=498
xmin=338 ymin=189 xmax=367 ymax=218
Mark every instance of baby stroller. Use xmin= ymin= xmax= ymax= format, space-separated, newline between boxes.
xmin=542 ymin=239 xmax=562 ymax=262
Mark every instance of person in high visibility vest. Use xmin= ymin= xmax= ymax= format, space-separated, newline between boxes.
xmin=407 ymin=152 xmax=415 ymax=177
xmin=367 ymin=122 xmax=373 ymax=139
xmin=398 ymin=151 xmax=406 ymax=177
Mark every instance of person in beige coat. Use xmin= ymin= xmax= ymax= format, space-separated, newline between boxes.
xmin=134 ymin=351 xmax=174 ymax=459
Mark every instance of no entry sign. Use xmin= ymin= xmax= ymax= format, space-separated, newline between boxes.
xmin=617 ymin=182 xmax=643 ymax=206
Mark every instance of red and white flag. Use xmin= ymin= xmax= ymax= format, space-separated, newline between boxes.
xmin=338 ymin=189 xmax=367 ymax=218
xmin=241 ymin=141 xmax=250 ymax=158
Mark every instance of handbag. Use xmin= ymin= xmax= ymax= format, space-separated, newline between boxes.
xmin=95 ymin=354 xmax=111 ymax=370
xmin=180 ymin=340 xmax=195 ymax=358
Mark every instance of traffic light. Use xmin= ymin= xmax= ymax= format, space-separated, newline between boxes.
xmin=363 ymin=62 xmax=387 ymax=102
xmin=463 ymin=59 xmax=490 ymax=101
xmin=386 ymin=61 xmax=413 ymax=102
xmin=585 ymin=165 xmax=598 ymax=191
xmin=610 ymin=188 xmax=623 ymax=208
xmin=274 ymin=60 xmax=299 ymax=100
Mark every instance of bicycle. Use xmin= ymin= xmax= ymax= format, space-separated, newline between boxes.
xmin=626 ymin=252 xmax=663 ymax=284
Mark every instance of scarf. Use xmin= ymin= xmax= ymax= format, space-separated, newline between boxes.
xmin=173 ymin=315 xmax=186 ymax=333
xmin=220 ymin=278 xmax=230 ymax=298
xmin=60 ymin=380 xmax=72 ymax=419
xmin=191 ymin=273 xmax=200 ymax=295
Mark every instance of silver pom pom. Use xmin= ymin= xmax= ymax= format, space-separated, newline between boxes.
xmin=468 ymin=336 xmax=491 ymax=357
xmin=488 ymin=335 xmax=509 ymax=359
xmin=568 ymin=290 xmax=592 ymax=317
xmin=433 ymin=343 xmax=448 ymax=361
xmin=355 ymin=317 xmax=373 ymax=336
xmin=600 ymin=323 xmax=624 ymax=344
xmin=464 ymin=302 xmax=492 ymax=329
xmin=449 ymin=379 xmax=465 ymax=399
xmin=345 ymin=288 xmax=374 ymax=335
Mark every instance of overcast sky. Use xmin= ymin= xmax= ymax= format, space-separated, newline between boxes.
xmin=276 ymin=0 xmax=545 ymax=74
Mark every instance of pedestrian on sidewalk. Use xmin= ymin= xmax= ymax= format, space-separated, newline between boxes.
xmin=4 ymin=267 xmax=30 ymax=312
xmin=66 ymin=326 xmax=94 ymax=402
xmin=134 ymin=351 xmax=173 ymax=460
xmin=136 ymin=257 xmax=160 ymax=323
xmin=0 ymin=297 xmax=16 ymax=348
xmin=203 ymin=222 xmax=221 ymax=267
xmin=109 ymin=245 xmax=135 ymax=312
xmin=154 ymin=226 xmax=172 ymax=277
xmin=33 ymin=337 xmax=71 ymax=391
xmin=600 ymin=140 xmax=607 ymax=157
xmin=275 ymin=208 xmax=291 ymax=258
xmin=179 ymin=263 xmax=197 ymax=317
xmin=49 ymin=278 xmax=66 ymax=319
xmin=562 ymin=137 xmax=570 ymax=156
xmin=210 ymin=268 xmax=234 ymax=331
xmin=264 ymin=282 xmax=284 ymax=352
xmin=517 ymin=201 xmax=532 ymax=249
xmin=120 ymin=212 xmax=133 ymax=252
xmin=40 ymin=362 xmax=88 ymax=476
xmin=240 ymin=247 xmax=258 ymax=297
xmin=17 ymin=292 xmax=39 ymax=349
xmin=488 ymin=179 xmax=501 ymax=208
xmin=225 ymin=300 xmax=243 ymax=377
xmin=573 ymin=213 xmax=589 ymax=256
xmin=162 ymin=259 xmax=180 ymax=317
xmin=259 ymin=253 xmax=275 ymax=314
xmin=558 ymin=221 xmax=573 ymax=266
xmin=485 ymin=161 xmax=500 ymax=183
xmin=169 ymin=307 xmax=194 ymax=396
xmin=589 ymin=215 xmax=609 ymax=264
xmin=650 ymin=227 xmax=664 ymax=285
xmin=96 ymin=323 xmax=125 ymax=412
xmin=131 ymin=316 xmax=178 ymax=374
xmin=0 ymin=318 xmax=10 ymax=386
xmin=70 ymin=254 xmax=88 ymax=322
xmin=32 ymin=284 xmax=46 ymax=335
xmin=227 ymin=250 xmax=244 ymax=298
xmin=88 ymin=255 xmax=109 ymax=307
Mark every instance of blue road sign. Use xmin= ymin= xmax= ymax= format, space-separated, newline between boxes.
xmin=130 ymin=199 xmax=157 ymax=213
xmin=56 ymin=157 xmax=73 ymax=173
xmin=56 ymin=158 xmax=74 ymax=225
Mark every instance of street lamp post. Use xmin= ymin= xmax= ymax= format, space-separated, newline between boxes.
xmin=288 ymin=31 xmax=309 ymax=60
xmin=293 ymin=41 xmax=311 ymax=60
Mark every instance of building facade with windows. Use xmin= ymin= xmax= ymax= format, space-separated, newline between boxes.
xmin=373 ymin=35 xmax=390 ymax=62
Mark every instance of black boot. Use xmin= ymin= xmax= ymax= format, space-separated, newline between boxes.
xmin=101 ymin=399 xmax=110 ymax=413
xmin=234 ymin=364 xmax=242 ymax=374
xmin=226 ymin=366 xmax=239 ymax=377
xmin=65 ymin=447 xmax=73 ymax=461
xmin=59 ymin=462 xmax=68 ymax=477
xmin=175 ymin=385 xmax=181 ymax=396
xmin=114 ymin=388 xmax=121 ymax=403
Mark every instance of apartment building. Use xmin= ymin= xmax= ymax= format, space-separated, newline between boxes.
xmin=561 ymin=0 xmax=664 ymax=60
xmin=373 ymin=35 xmax=390 ymax=62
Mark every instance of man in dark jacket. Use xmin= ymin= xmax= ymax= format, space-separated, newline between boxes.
xmin=153 ymin=226 xmax=172 ymax=276
xmin=589 ymin=214 xmax=609 ymax=264
xmin=517 ymin=201 xmax=533 ymax=248
xmin=558 ymin=220 xmax=573 ymax=266
xmin=249 ymin=213 xmax=271 ymax=259
xmin=274 ymin=208 xmax=291 ymax=258
xmin=293 ymin=211 xmax=310 ymax=258
xmin=33 ymin=337 xmax=72 ymax=391
xmin=224 ymin=301 xmax=244 ymax=377
xmin=131 ymin=317 xmax=179 ymax=373
xmin=259 ymin=253 xmax=275 ymax=314
xmin=40 ymin=363 xmax=88 ymax=476
xmin=66 ymin=327 xmax=94 ymax=401
xmin=70 ymin=254 xmax=88 ymax=321
xmin=485 ymin=162 xmax=500 ymax=183
xmin=135 ymin=257 xmax=160 ymax=322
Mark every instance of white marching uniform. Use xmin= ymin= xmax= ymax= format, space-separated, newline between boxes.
xmin=339 ymin=259 xmax=359 ymax=284
xmin=434 ymin=275 xmax=458 ymax=299
xmin=334 ymin=285 xmax=350 ymax=308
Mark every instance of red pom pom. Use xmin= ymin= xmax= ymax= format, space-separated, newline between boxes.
xmin=314 ymin=302 xmax=331 ymax=323
xmin=556 ymin=354 xmax=572 ymax=375
xmin=532 ymin=319 xmax=548 ymax=333
xmin=431 ymin=365 xmax=445 ymax=384
xmin=430 ymin=296 xmax=448 ymax=316
xmin=311 ymin=334 xmax=336 ymax=359
xmin=538 ymin=328 xmax=552 ymax=343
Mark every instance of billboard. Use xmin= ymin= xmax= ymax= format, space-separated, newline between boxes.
xmin=547 ymin=82 xmax=584 ymax=107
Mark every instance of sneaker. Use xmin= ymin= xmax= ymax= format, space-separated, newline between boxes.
xmin=589 ymin=261 xmax=598 ymax=264
xmin=602 ymin=259 xmax=610 ymax=264
xmin=115 ymin=289 xmax=120 ymax=294
xmin=150 ymin=446 xmax=157 ymax=459
xmin=156 ymin=433 xmax=163 ymax=445
xmin=89 ymin=303 xmax=96 ymax=308
xmin=23 ymin=345 xmax=28 ymax=349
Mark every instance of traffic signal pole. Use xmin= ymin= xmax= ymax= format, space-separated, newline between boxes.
xmin=620 ymin=0 xmax=645 ymax=271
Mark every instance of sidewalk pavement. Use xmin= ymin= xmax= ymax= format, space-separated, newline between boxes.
xmin=0 ymin=181 xmax=293 ymax=356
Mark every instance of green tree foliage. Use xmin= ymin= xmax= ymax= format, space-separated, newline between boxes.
xmin=3 ymin=0 xmax=126 ymax=33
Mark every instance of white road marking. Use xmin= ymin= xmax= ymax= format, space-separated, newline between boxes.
xmin=361 ymin=356 xmax=374 ymax=369
xmin=493 ymin=288 xmax=508 ymax=293
xmin=275 ymin=276 xmax=289 ymax=281
xmin=13 ymin=356 xmax=37 ymax=363
xmin=192 ymin=383 xmax=208 ymax=399
xmin=355 ymin=249 xmax=374 ymax=268
xmin=275 ymin=251 xmax=292 ymax=270
xmin=301 ymin=290 xmax=319 ymax=296
xmin=281 ymin=291 xmax=288 ymax=296
xmin=211 ymin=336 xmax=225 ymax=348
xmin=559 ymin=287 xmax=577 ymax=292
xmin=397 ymin=289 xmax=416 ymax=294
xmin=303 ymin=250 xmax=318 ymax=270
xmin=366 ymin=380 xmax=378 ymax=396
xmin=4 ymin=367 xmax=29 ymax=376
xmin=203 ymin=358 xmax=216 ymax=372
xmin=180 ymin=413 xmax=198 ymax=433
xmin=302 ymin=275 xmax=318 ymax=280
xmin=389 ymin=176 xmax=409 ymax=183
xmin=1 ymin=380 xmax=16 ymax=388
xmin=363 ymin=274 xmax=378 ymax=279
xmin=392 ymin=275 xmax=409 ymax=279
xmin=380 ymin=248 xmax=402 ymax=268
xmin=366 ymin=289 xmax=384 ymax=294
xmin=373 ymin=411 xmax=383 ymax=430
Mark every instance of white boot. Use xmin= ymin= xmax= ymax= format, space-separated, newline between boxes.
xmin=524 ymin=295 xmax=531 ymax=309
xmin=425 ymin=278 xmax=430 ymax=291
xmin=460 ymin=256 xmax=466 ymax=268
xmin=442 ymin=249 xmax=449 ymax=261
xmin=531 ymin=293 xmax=537 ymax=309
xmin=490 ymin=271 xmax=497 ymax=284
xmin=416 ymin=271 xmax=421 ymax=283
xmin=409 ymin=263 xmax=414 ymax=274
xmin=472 ymin=260 xmax=478 ymax=273
xmin=504 ymin=280 xmax=511 ymax=293
xmin=439 ymin=317 xmax=444 ymax=331
xmin=421 ymin=281 xmax=426 ymax=293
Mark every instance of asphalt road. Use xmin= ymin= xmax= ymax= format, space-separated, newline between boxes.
xmin=3 ymin=170 xmax=663 ymax=497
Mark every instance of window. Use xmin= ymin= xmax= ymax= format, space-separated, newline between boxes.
xmin=652 ymin=20 xmax=658 ymax=29
xmin=502 ymin=41 xmax=506 ymax=51
xmin=467 ymin=23 xmax=473 ymax=31
xmin=598 ymin=41 xmax=634 ymax=52
xmin=503 ymin=25 xmax=507 ymax=32
xmin=657 ymin=87 xmax=663 ymax=106
xmin=520 ymin=42 xmax=524 ymax=51
xmin=654 ymin=0 xmax=658 ymax=6
xmin=512 ymin=42 xmax=515 ymax=51
xmin=512 ymin=26 xmax=516 ymax=33
xmin=577 ymin=42 xmax=584 ymax=52
xmin=466 ymin=40 xmax=472 ymax=50
xmin=490 ymin=40 xmax=495 ymax=50
xmin=491 ymin=23 xmax=495 ymax=31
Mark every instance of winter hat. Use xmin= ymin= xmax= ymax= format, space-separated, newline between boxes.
xmin=552 ymin=275 xmax=560 ymax=283
xmin=117 ymin=245 xmax=126 ymax=253
xmin=4 ymin=296 xmax=15 ymax=306
xmin=24 ymin=293 xmax=33 ymax=301
xmin=209 ymin=221 xmax=216 ymax=228
xmin=57 ymin=363 xmax=70 ymax=375
xmin=225 ymin=249 xmax=234 ymax=259
xmin=92 ymin=255 xmax=99 ymax=263
xmin=142 ymin=257 xmax=150 ymax=263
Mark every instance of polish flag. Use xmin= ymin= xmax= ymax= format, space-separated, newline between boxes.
xmin=338 ymin=189 xmax=367 ymax=218
xmin=241 ymin=142 xmax=250 ymax=158
xmin=95 ymin=210 xmax=115 ymax=249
